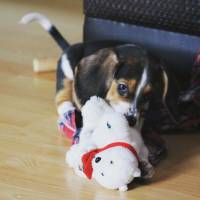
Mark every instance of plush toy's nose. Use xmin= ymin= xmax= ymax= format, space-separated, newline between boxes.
xmin=95 ymin=157 xmax=101 ymax=163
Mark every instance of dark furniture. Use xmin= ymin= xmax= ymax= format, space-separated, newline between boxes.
xmin=83 ymin=0 xmax=200 ymax=88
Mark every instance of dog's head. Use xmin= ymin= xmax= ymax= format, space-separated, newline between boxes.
xmin=75 ymin=44 xmax=168 ymax=126
xmin=105 ymin=44 xmax=168 ymax=126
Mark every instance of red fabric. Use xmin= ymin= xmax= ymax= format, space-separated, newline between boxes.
xmin=58 ymin=110 xmax=77 ymax=140
xmin=82 ymin=142 xmax=140 ymax=179
xmin=82 ymin=149 xmax=99 ymax=179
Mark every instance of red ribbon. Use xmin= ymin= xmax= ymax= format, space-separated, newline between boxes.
xmin=81 ymin=142 xmax=140 ymax=179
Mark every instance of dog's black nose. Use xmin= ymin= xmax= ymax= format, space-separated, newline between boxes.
xmin=95 ymin=157 xmax=101 ymax=163
xmin=126 ymin=115 xmax=137 ymax=126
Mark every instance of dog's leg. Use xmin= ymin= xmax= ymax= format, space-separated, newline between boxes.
xmin=139 ymin=145 xmax=155 ymax=180
xmin=56 ymin=56 xmax=82 ymax=140
xmin=55 ymin=78 xmax=74 ymax=115
xmin=55 ymin=73 xmax=78 ymax=139
xmin=55 ymin=54 xmax=75 ymax=115
xmin=142 ymin=129 xmax=167 ymax=166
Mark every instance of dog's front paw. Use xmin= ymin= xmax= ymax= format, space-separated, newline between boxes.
xmin=148 ymin=144 xmax=168 ymax=165
xmin=140 ymin=161 xmax=155 ymax=180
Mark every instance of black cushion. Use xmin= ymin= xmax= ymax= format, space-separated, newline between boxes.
xmin=83 ymin=0 xmax=200 ymax=86
xmin=84 ymin=0 xmax=200 ymax=36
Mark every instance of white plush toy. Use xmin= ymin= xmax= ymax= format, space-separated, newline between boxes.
xmin=66 ymin=96 xmax=154 ymax=191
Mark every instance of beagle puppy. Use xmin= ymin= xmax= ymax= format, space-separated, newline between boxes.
xmin=21 ymin=13 xmax=178 ymax=164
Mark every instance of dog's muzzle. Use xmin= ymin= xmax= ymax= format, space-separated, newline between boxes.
xmin=126 ymin=106 xmax=139 ymax=126
xmin=126 ymin=96 xmax=150 ymax=127
xmin=126 ymin=87 xmax=152 ymax=126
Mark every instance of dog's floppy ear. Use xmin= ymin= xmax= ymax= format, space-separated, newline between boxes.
xmin=152 ymin=66 xmax=169 ymax=102
xmin=79 ymin=48 xmax=120 ymax=85
xmin=75 ymin=48 xmax=120 ymax=104
xmin=146 ymin=57 xmax=169 ymax=103
xmin=154 ymin=65 xmax=180 ymax=123
xmin=163 ymin=68 xmax=181 ymax=123
xmin=79 ymin=48 xmax=119 ymax=71
xmin=161 ymin=69 xmax=169 ymax=102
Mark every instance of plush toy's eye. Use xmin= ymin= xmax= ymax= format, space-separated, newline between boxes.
xmin=117 ymin=83 xmax=129 ymax=96
xmin=101 ymin=172 xmax=104 ymax=176
xmin=110 ymin=161 xmax=114 ymax=164
xmin=107 ymin=122 xmax=111 ymax=129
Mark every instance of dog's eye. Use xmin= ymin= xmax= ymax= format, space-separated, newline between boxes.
xmin=110 ymin=161 xmax=114 ymax=164
xmin=101 ymin=172 xmax=104 ymax=176
xmin=117 ymin=83 xmax=129 ymax=96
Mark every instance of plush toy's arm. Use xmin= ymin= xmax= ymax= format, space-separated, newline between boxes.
xmin=119 ymin=185 xmax=128 ymax=192
xmin=66 ymin=140 xmax=97 ymax=179
xmin=66 ymin=144 xmax=87 ymax=178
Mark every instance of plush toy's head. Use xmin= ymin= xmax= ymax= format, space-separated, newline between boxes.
xmin=91 ymin=146 xmax=141 ymax=191
xmin=81 ymin=142 xmax=141 ymax=191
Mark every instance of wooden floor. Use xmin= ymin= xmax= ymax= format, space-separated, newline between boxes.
xmin=0 ymin=1 xmax=200 ymax=199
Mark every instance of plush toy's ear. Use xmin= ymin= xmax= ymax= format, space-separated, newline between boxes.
xmin=133 ymin=167 xmax=141 ymax=177
xmin=119 ymin=185 xmax=128 ymax=192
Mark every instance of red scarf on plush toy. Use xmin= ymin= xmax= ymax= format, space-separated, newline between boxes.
xmin=82 ymin=142 xmax=140 ymax=179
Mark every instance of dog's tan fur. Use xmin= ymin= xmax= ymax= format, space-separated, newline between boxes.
xmin=143 ymin=84 xmax=152 ymax=94
xmin=76 ymin=49 xmax=119 ymax=88
xmin=72 ymin=81 xmax=82 ymax=110
xmin=106 ymin=78 xmax=137 ymax=103
xmin=55 ymin=79 xmax=73 ymax=106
